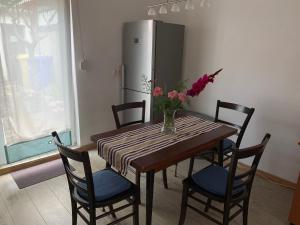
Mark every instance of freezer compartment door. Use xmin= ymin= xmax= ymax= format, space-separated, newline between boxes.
xmin=154 ymin=22 xmax=185 ymax=89
xmin=122 ymin=20 xmax=155 ymax=92
xmin=122 ymin=89 xmax=151 ymax=124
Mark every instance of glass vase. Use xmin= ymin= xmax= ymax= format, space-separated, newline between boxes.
xmin=161 ymin=109 xmax=177 ymax=134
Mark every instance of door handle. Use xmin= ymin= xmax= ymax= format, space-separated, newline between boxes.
xmin=121 ymin=64 xmax=125 ymax=89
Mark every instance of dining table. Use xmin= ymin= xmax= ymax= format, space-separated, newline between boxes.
xmin=90 ymin=112 xmax=237 ymax=225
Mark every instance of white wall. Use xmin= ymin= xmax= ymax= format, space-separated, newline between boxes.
xmin=71 ymin=0 xmax=150 ymax=145
xmin=156 ymin=0 xmax=300 ymax=182
xmin=72 ymin=0 xmax=300 ymax=182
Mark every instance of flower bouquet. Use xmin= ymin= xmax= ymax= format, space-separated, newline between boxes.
xmin=146 ymin=69 xmax=223 ymax=134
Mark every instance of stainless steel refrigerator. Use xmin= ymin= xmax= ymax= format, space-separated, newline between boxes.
xmin=122 ymin=20 xmax=185 ymax=123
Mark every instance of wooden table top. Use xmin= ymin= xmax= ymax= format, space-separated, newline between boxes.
xmin=90 ymin=116 xmax=237 ymax=172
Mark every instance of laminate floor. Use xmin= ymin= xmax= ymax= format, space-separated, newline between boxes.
xmin=0 ymin=150 xmax=293 ymax=225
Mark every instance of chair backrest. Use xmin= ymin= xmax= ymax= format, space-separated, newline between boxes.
xmin=112 ymin=100 xmax=146 ymax=129
xmin=215 ymin=100 xmax=255 ymax=148
xmin=51 ymin=131 xmax=95 ymax=205
xmin=226 ymin=133 xmax=271 ymax=202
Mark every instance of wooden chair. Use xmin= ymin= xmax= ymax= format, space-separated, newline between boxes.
xmin=178 ymin=133 xmax=271 ymax=225
xmin=174 ymin=101 xmax=254 ymax=177
xmin=112 ymin=101 xmax=146 ymax=129
xmin=213 ymin=100 xmax=255 ymax=166
xmin=51 ymin=131 xmax=139 ymax=225
xmin=111 ymin=101 xmax=169 ymax=191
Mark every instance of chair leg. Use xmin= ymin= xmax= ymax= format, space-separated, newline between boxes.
xmin=243 ymin=199 xmax=249 ymax=225
xmin=135 ymin=171 xmax=141 ymax=204
xmin=109 ymin=204 xmax=116 ymax=219
xmin=89 ymin=207 xmax=96 ymax=225
xmin=210 ymin=151 xmax=215 ymax=165
xmin=222 ymin=204 xmax=230 ymax=225
xmin=204 ymin=198 xmax=211 ymax=212
xmin=174 ymin=163 xmax=178 ymax=177
xmin=178 ymin=183 xmax=189 ymax=225
xmin=218 ymin=140 xmax=224 ymax=167
xmin=188 ymin=157 xmax=195 ymax=177
xmin=106 ymin=162 xmax=111 ymax=168
xmin=71 ymin=199 xmax=77 ymax=225
xmin=162 ymin=169 xmax=168 ymax=189
xmin=133 ymin=192 xmax=140 ymax=225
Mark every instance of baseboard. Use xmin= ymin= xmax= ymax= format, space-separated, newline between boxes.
xmin=238 ymin=162 xmax=297 ymax=190
xmin=0 ymin=153 xmax=61 ymax=176
xmin=0 ymin=143 xmax=97 ymax=176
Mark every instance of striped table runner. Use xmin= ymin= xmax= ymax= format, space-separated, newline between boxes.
xmin=97 ymin=116 xmax=222 ymax=174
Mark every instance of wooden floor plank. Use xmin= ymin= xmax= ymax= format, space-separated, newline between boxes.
xmin=0 ymin=175 xmax=46 ymax=225
xmin=26 ymin=182 xmax=72 ymax=225
xmin=0 ymin=193 xmax=14 ymax=225
xmin=45 ymin=175 xmax=91 ymax=225
xmin=0 ymin=152 xmax=293 ymax=225
xmin=45 ymin=176 xmax=71 ymax=211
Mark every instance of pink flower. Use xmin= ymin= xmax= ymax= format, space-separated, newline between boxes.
xmin=168 ymin=90 xmax=178 ymax=100
xmin=153 ymin=86 xmax=163 ymax=96
xmin=178 ymin=92 xmax=187 ymax=103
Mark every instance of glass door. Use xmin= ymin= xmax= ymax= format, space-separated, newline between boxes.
xmin=0 ymin=0 xmax=75 ymax=164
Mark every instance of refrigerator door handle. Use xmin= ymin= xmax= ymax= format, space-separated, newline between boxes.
xmin=120 ymin=64 xmax=125 ymax=104
xmin=121 ymin=64 xmax=125 ymax=89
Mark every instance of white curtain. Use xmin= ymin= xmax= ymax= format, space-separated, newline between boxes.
xmin=0 ymin=0 xmax=74 ymax=145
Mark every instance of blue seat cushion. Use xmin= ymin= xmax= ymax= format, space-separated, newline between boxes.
xmin=77 ymin=169 xmax=132 ymax=202
xmin=191 ymin=165 xmax=245 ymax=197
xmin=222 ymin=138 xmax=235 ymax=153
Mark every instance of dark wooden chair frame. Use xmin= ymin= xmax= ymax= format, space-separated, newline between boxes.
xmin=212 ymin=100 xmax=255 ymax=166
xmin=112 ymin=101 xmax=146 ymax=129
xmin=111 ymin=101 xmax=169 ymax=193
xmin=178 ymin=133 xmax=271 ymax=225
xmin=174 ymin=102 xmax=254 ymax=177
xmin=51 ymin=131 xmax=139 ymax=225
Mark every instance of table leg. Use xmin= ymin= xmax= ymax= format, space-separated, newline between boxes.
xmin=218 ymin=140 xmax=224 ymax=167
xmin=135 ymin=171 xmax=141 ymax=204
xmin=146 ymin=171 xmax=155 ymax=225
